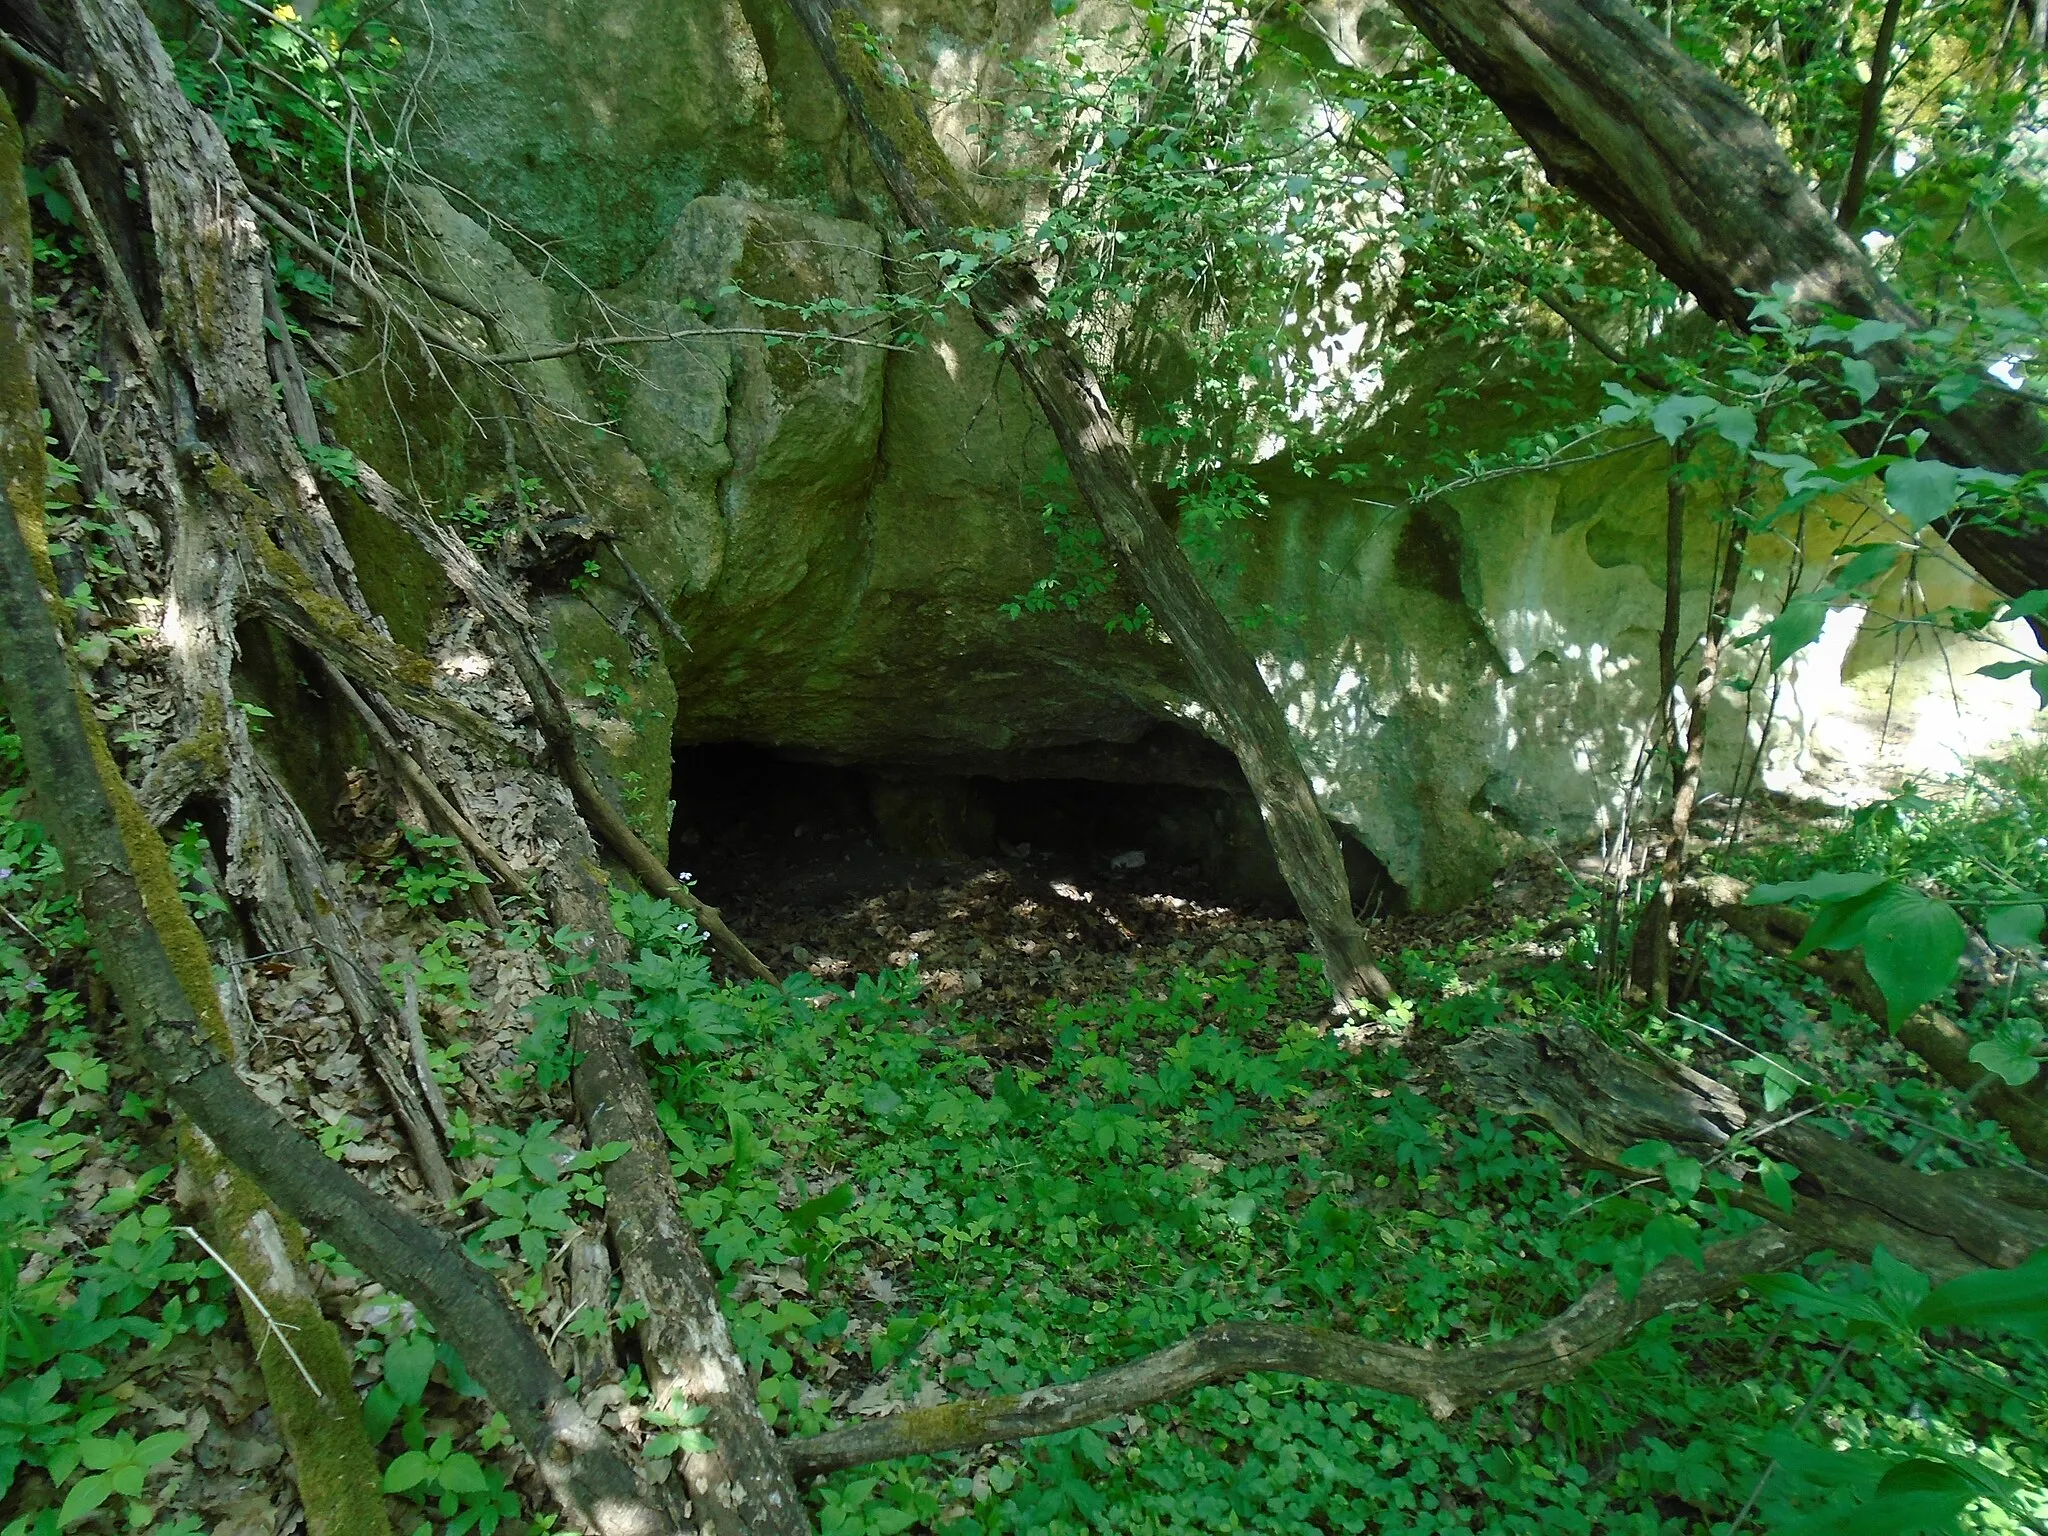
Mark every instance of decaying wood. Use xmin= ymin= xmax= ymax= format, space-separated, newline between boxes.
xmin=1687 ymin=875 xmax=2048 ymax=1163
xmin=782 ymin=0 xmax=1394 ymax=1012
xmin=1389 ymin=0 xmax=2048 ymax=599
xmin=34 ymin=6 xmax=789 ymax=1534
xmin=783 ymin=1223 xmax=1809 ymax=1477
xmin=1453 ymin=1024 xmax=2048 ymax=1279
xmin=3 ymin=92 xmax=391 ymax=1536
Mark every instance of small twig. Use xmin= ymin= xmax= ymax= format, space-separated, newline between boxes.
xmin=0 ymin=33 xmax=87 ymax=99
xmin=474 ymin=327 xmax=912 ymax=365
xmin=50 ymin=159 xmax=162 ymax=385
xmin=177 ymin=1225 xmax=324 ymax=1397
xmin=317 ymin=657 xmax=534 ymax=899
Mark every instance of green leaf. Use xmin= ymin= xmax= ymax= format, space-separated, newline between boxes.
xmin=1758 ymin=1158 xmax=1798 ymax=1209
xmin=436 ymin=1453 xmax=486 ymax=1494
xmin=1662 ymin=1156 xmax=1703 ymax=1202
xmin=132 ymin=1433 xmax=184 ymax=1469
xmin=1859 ymin=888 xmax=1967 ymax=1024
xmin=1760 ymin=594 xmax=1832 ymax=670
xmin=383 ymin=1451 xmax=436 ymax=1493
xmin=1649 ymin=394 xmax=1716 ymax=444
xmin=1794 ymin=882 xmax=1898 ymax=959
xmin=1841 ymin=357 xmax=1879 ymax=404
xmin=789 ymin=1182 xmax=856 ymax=1233
xmin=1750 ymin=871 xmax=1889 ymax=906
xmin=1968 ymin=1036 xmax=2040 ymax=1087
xmin=1711 ymin=404 xmax=1757 ymax=451
xmin=1982 ymin=902 xmax=2044 ymax=951
xmin=1844 ymin=319 xmax=1908 ymax=354
xmin=1883 ymin=460 xmax=1961 ymax=530
xmin=1933 ymin=372 xmax=1980 ymax=412
xmin=1829 ymin=544 xmax=1900 ymax=592
xmin=1912 ymin=1247 xmax=2048 ymax=1343
xmin=382 ymin=1331 xmax=437 ymax=1407
xmin=58 ymin=1474 xmax=113 ymax=1528
xmin=1768 ymin=1488 xmax=1972 ymax=1536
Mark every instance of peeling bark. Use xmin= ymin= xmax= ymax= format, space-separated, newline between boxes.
xmin=0 ymin=90 xmax=673 ymax=1535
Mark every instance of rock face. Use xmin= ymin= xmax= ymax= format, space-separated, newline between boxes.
xmin=330 ymin=0 xmax=2043 ymax=909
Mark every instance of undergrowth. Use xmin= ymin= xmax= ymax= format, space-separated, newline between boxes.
xmin=4 ymin=692 xmax=2045 ymax=1536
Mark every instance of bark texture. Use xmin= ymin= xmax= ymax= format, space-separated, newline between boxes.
xmin=2 ymin=86 xmax=391 ymax=1536
xmin=1454 ymin=1024 xmax=2048 ymax=1279
xmin=781 ymin=0 xmax=1392 ymax=1011
xmin=1390 ymin=0 xmax=2048 ymax=595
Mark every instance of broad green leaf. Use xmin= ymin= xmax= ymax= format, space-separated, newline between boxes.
xmin=1617 ymin=1139 xmax=1676 ymax=1170
xmin=383 ymin=1450 xmax=435 ymax=1493
xmin=789 ymin=1182 xmax=856 ymax=1233
xmin=1750 ymin=871 xmax=1889 ymax=906
xmin=1841 ymin=357 xmax=1879 ymax=404
xmin=1649 ymin=394 xmax=1716 ymax=444
xmin=1844 ymin=319 xmax=1908 ymax=353
xmin=1933 ymin=372 xmax=1980 ymax=412
xmin=1759 ymin=1158 xmax=1799 ymax=1209
xmin=1829 ymin=544 xmax=1900 ymax=592
xmin=1793 ymin=881 xmax=1897 ymax=958
xmin=1761 ymin=594 xmax=1832 ymax=670
xmin=1711 ymin=403 xmax=1757 ymax=451
xmin=1662 ymin=1156 xmax=1703 ymax=1202
xmin=1859 ymin=888 xmax=1967 ymax=1024
xmin=436 ymin=1453 xmax=486 ymax=1494
xmin=1883 ymin=460 xmax=1961 ymax=530
xmin=132 ymin=1433 xmax=184 ymax=1468
xmin=382 ymin=1330 xmax=437 ymax=1406
xmin=58 ymin=1473 xmax=112 ymax=1528
xmin=1982 ymin=902 xmax=2044 ymax=951
xmin=1767 ymin=1488 xmax=1972 ymax=1536
xmin=1912 ymin=1247 xmax=2048 ymax=1343
xmin=1968 ymin=1034 xmax=2041 ymax=1087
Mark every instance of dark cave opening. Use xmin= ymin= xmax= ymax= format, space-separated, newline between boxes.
xmin=669 ymin=728 xmax=1399 ymax=917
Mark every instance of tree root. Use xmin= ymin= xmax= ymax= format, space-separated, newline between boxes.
xmin=358 ymin=472 xmax=774 ymax=980
xmin=783 ymin=1224 xmax=1811 ymax=1477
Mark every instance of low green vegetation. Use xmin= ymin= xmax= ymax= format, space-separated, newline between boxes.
xmin=4 ymin=687 xmax=2046 ymax=1536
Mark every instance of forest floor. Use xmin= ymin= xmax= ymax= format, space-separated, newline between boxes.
xmin=5 ymin=733 xmax=2044 ymax=1536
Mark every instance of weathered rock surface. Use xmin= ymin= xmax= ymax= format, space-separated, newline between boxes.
xmin=326 ymin=0 xmax=2042 ymax=908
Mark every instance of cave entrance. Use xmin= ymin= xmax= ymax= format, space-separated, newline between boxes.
xmin=669 ymin=729 xmax=1398 ymax=917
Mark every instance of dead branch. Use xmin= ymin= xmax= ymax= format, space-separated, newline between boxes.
xmin=0 ymin=101 xmax=671 ymax=1535
xmin=319 ymin=656 xmax=534 ymax=899
xmin=783 ymin=1223 xmax=1810 ymax=1477
xmin=1454 ymin=1023 xmax=2048 ymax=1279
xmin=785 ymin=0 xmax=1393 ymax=1012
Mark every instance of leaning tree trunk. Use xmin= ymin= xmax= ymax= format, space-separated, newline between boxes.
xmin=13 ymin=2 xmax=809 ymax=1532
xmin=0 ymin=87 xmax=393 ymax=1536
xmin=782 ymin=0 xmax=1394 ymax=1013
xmin=1388 ymin=0 xmax=2048 ymax=597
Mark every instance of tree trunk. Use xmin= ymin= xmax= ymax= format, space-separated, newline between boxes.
xmin=781 ymin=0 xmax=1393 ymax=1012
xmin=1389 ymin=0 xmax=2048 ymax=596
xmin=2 ymin=84 xmax=392 ymax=1536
